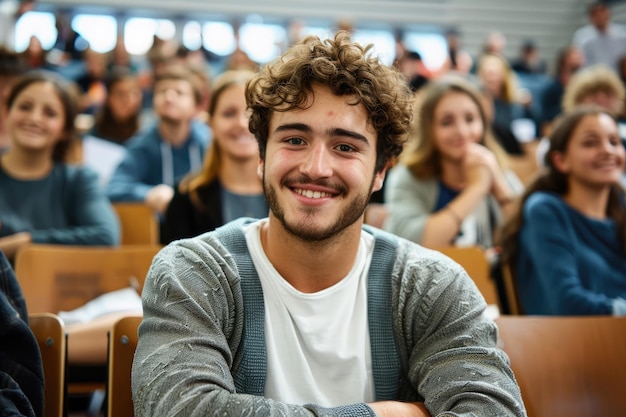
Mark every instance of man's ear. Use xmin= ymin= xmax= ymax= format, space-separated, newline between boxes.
xmin=257 ymin=157 xmax=264 ymax=181
xmin=372 ymin=163 xmax=390 ymax=193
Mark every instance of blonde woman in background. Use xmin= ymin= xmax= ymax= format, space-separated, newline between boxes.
xmin=536 ymin=63 xmax=626 ymax=167
xmin=477 ymin=53 xmax=534 ymax=155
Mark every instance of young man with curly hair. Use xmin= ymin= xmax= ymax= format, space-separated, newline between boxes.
xmin=132 ymin=31 xmax=526 ymax=417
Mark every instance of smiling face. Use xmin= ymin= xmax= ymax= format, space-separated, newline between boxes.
xmin=210 ymin=83 xmax=257 ymax=162
xmin=552 ymin=113 xmax=625 ymax=188
xmin=260 ymin=85 xmax=384 ymax=242
xmin=5 ymin=81 xmax=66 ymax=153
xmin=432 ymin=91 xmax=484 ymax=161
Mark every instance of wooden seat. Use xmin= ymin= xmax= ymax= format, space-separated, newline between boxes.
xmin=434 ymin=246 xmax=499 ymax=307
xmin=113 ymin=202 xmax=160 ymax=245
xmin=14 ymin=244 xmax=161 ymax=314
xmin=29 ymin=313 xmax=66 ymax=417
xmin=495 ymin=315 xmax=626 ymax=417
xmin=15 ymin=245 xmax=159 ymax=403
xmin=107 ymin=315 xmax=142 ymax=417
xmin=501 ymin=262 xmax=522 ymax=315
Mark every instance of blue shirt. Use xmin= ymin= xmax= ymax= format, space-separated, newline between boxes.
xmin=107 ymin=119 xmax=209 ymax=202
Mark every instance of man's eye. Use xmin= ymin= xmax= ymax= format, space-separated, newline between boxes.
xmin=337 ymin=144 xmax=356 ymax=152
xmin=286 ymin=137 xmax=305 ymax=145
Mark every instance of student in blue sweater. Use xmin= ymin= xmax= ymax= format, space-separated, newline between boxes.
xmin=0 ymin=71 xmax=119 ymax=261
xmin=106 ymin=65 xmax=209 ymax=217
xmin=502 ymin=105 xmax=626 ymax=315
xmin=133 ymin=32 xmax=525 ymax=417
xmin=162 ymin=69 xmax=267 ymax=244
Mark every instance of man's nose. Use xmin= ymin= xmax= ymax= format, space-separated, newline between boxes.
xmin=300 ymin=143 xmax=333 ymax=179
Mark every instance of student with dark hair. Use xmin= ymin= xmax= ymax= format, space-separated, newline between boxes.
xmin=132 ymin=31 xmax=525 ymax=417
xmin=90 ymin=68 xmax=143 ymax=144
xmin=0 ymin=46 xmax=27 ymax=150
xmin=0 ymin=71 xmax=119 ymax=260
xmin=501 ymin=106 xmax=626 ymax=315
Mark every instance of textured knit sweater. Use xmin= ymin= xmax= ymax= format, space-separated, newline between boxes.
xmin=132 ymin=218 xmax=526 ymax=417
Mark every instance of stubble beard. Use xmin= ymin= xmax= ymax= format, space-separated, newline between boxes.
xmin=263 ymin=169 xmax=375 ymax=243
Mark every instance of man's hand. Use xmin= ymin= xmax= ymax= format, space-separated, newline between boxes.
xmin=369 ymin=401 xmax=431 ymax=417
xmin=145 ymin=184 xmax=174 ymax=215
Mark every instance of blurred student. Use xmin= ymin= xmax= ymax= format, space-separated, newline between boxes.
xmin=501 ymin=106 xmax=626 ymax=315
xmin=536 ymin=64 xmax=626 ymax=166
xmin=572 ymin=1 xmax=626 ymax=72
xmin=0 ymin=47 xmax=27 ymax=151
xmin=89 ymin=68 xmax=143 ymax=145
xmin=106 ymin=65 xmax=209 ymax=218
xmin=0 ymin=71 xmax=119 ymax=261
xmin=162 ymin=69 xmax=267 ymax=244
xmin=477 ymin=53 xmax=534 ymax=155
xmin=539 ymin=45 xmax=584 ymax=133
xmin=385 ymin=76 xmax=523 ymax=251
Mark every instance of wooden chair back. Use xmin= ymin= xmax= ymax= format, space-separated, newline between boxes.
xmin=107 ymin=315 xmax=142 ymax=417
xmin=495 ymin=315 xmax=626 ymax=417
xmin=14 ymin=244 xmax=161 ymax=314
xmin=501 ymin=262 xmax=522 ymax=315
xmin=29 ymin=313 xmax=66 ymax=417
xmin=113 ymin=202 xmax=160 ymax=245
xmin=435 ymin=246 xmax=499 ymax=307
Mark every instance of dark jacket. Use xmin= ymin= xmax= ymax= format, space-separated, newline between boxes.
xmin=0 ymin=251 xmax=44 ymax=417
xmin=161 ymin=179 xmax=224 ymax=244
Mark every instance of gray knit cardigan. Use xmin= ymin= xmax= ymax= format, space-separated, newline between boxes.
xmin=132 ymin=218 xmax=526 ymax=417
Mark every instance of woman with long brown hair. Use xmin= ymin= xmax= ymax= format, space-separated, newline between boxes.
xmin=385 ymin=75 xmax=522 ymax=250
xmin=501 ymin=106 xmax=626 ymax=315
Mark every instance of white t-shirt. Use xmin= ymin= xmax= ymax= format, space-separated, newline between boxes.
xmin=244 ymin=219 xmax=375 ymax=407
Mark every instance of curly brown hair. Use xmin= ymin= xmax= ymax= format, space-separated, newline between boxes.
xmin=246 ymin=30 xmax=414 ymax=173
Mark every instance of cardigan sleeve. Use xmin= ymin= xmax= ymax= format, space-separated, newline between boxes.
xmin=384 ymin=165 xmax=437 ymax=244
xmin=132 ymin=238 xmax=377 ymax=417
xmin=30 ymin=166 xmax=120 ymax=246
xmin=392 ymin=244 xmax=526 ymax=417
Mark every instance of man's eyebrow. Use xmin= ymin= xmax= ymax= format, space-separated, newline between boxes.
xmin=329 ymin=128 xmax=370 ymax=145
xmin=273 ymin=123 xmax=312 ymax=134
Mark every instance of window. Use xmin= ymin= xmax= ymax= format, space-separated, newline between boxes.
xmin=124 ymin=18 xmax=175 ymax=55
xmin=14 ymin=11 xmax=56 ymax=52
xmin=202 ymin=21 xmax=236 ymax=56
xmin=182 ymin=21 xmax=202 ymax=51
xmin=352 ymin=29 xmax=396 ymax=66
xmin=403 ymin=32 xmax=447 ymax=71
xmin=239 ymin=23 xmax=286 ymax=63
xmin=72 ymin=14 xmax=117 ymax=53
